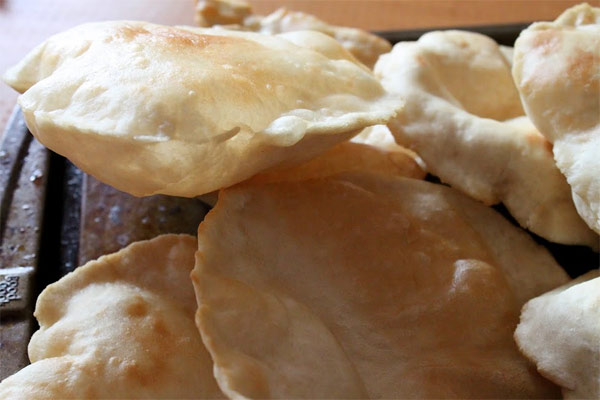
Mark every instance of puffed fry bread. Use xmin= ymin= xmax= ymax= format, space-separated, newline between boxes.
xmin=377 ymin=30 xmax=598 ymax=248
xmin=4 ymin=21 xmax=400 ymax=197
xmin=0 ymin=235 xmax=223 ymax=399
xmin=513 ymin=3 xmax=600 ymax=235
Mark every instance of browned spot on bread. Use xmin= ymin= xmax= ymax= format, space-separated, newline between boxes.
xmin=532 ymin=30 xmax=562 ymax=55
xmin=122 ymin=317 xmax=171 ymax=387
xmin=125 ymin=295 xmax=148 ymax=317
xmin=122 ymin=359 xmax=150 ymax=387
xmin=457 ymin=39 xmax=469 ymax=49
xmin=578 ymin=9 xmax=597 ymax=25
xmin=151 ymin=316 xmax=170 ymax=337
xmin=154 ymin=28 xmax=236 ymax=48
xmin=525 ymin=130 xmax=554 ymax=154
xmin=121 ymin=351 xmax=167 ymax=388
xmin=115 ymin=24 xmax=240 ymax=49
xmin=114 ymin=24 xmax=150 ymax=40
xmin=567 ymin=49 xmax=598 ymax=85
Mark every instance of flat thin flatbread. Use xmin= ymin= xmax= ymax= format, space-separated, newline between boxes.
xmin=192 ymin=173 xmax=566 ymax=399
xmin=0 ymin=235 xmax=223 ymax=399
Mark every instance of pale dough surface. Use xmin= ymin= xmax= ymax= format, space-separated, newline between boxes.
xmin=192 ymin=173 xmax=566 ymax=399
xmin=377 ymin=29 xmax=597 ymax=247
xmin=0 ymin=235 xmax=223 ymax=399
xmin=515 ymin=270 xmax=600 ymax=400
xmin=4 ymin=21 xmax=399 ymax=197
xmin=513 ymin=3 xmax=600 ymax=235
xmin=194 ymin=0 xmax=391 ymax=68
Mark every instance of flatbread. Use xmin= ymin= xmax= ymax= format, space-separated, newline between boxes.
xmin=376 ymin=30 xmax=598 ymax=248
xmin=192 ymin=173 xmax=567 ymax=399
xmin=512 ymin=3 xmax=600 ymax=235
xmin=515 ymin=270 xmax=600 ymax=399
xmin=3 ymin=21 xmax=399 ymax=197
xmin=0 ymin=235 xmax=223 ymax=399
xmin=251 ymin=125 xmax=425 ymax=184
xmin=198 ymin=125 xmax=424 ymax=207
xmin=194 ymin=0 xmax=391 ymax=68
xmin=194 ymin=0 xmax=251 ymax=26
xmin=274 ymin=30 xmax=367 ymax=68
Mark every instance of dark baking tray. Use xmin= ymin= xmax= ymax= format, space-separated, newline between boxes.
xmin=375 ymin=22 xmax=531 ymax=45
xmin=0 ymin=23 xmax=598 ymax=382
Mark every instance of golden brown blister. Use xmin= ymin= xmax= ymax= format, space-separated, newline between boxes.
xmin=0 ymin=235 xmax=223 ymax=399
xmin=192 ymin=173 xmax=567 ymax=399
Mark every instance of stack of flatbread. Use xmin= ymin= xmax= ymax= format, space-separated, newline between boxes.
xmin=0 ymin=2 xmax=598 ymax=398
xmin=376 ymin=28 xmax=597 ymax=247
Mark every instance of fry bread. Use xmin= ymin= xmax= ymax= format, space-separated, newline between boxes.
xmin=251 ymin=125 xmax=425 ymax=184
xmin=515 ymin=270 xmax=600 ymax=399
xmin=513 ymin=3 xmax=600 ymax=235
xmin=4 ymin=21 xmax=399 ymax=197
xmin=192 ymin=173 xmax=567 ymax=399
xmin=0 ymin=235 xmax=223 ymax=399
xmin=377 ymin=30 xmax=598 ymax=247
xmin=194 ymin=0 xmax=391 ymax=68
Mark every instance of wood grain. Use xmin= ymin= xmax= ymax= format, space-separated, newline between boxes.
xmin=0 ymin=0 xmax=584 ymax=135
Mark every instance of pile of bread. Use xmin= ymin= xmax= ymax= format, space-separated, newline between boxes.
xmin=1 ymin=1 xmax=598 ymax=398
